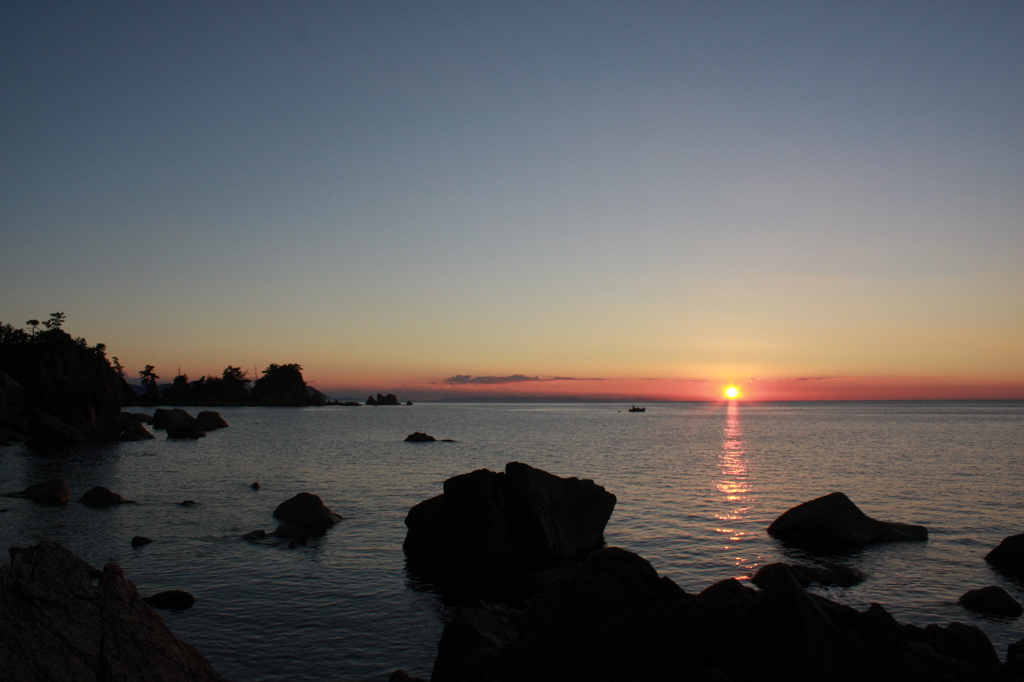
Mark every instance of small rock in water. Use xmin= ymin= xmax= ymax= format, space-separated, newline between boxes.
xmin=242 ymin=530 xmax=267 ymax=541
xmin=985 ymin=534 xmax=1024 ymax=576
xmin=178 ymin=500 xmax=196 ymax=506
xmin=17 ymin=478 xmax=71 ymax=505
xmin=144 ymin=590 xmax=196 ymax=610
xmin=405 ymin=432 xmax=436 ymax=442
xmin=250 ymin=482 xmax=260 ymax=490
xmin=959 ymin=585 xmax=1023 ymax=617
xmin=79 ymin=486 xmax=134 ymax=507
xmin=131 ymin=536 xmax=153 ymax=547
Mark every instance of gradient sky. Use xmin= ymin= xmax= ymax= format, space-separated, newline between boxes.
xmin=2 ymin=2 xmax=1022 ymax=400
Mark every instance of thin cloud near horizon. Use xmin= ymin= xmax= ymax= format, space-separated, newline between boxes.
xmin=442 ymin=374 xmax=606 ymax=385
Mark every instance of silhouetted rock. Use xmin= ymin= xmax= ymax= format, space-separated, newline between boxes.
xmin=0 ymin=541 xmax=227 ymax=681
xmin=421 ymin=547 xmax=1006 ymax=682
xmin=959 ymin=585 xmax=1023 ymax=617
xmin=272 ymin=492 xmax=342 ymax=536
xmin=131 ymin=536 xmax=152 ymax=547
xmin=118 ymin=412 xmax=154 ymax=440
xmin=143 ymin=589 xmax=196 ymax=610
xmin=403 ymin=462 xmax=616 ymax=579
xmin=178 ymin=500 xmax=196 ymax=506
xmin=251 ymin=481 xmax=260 ymax=490
xmin=751 ymin=562 xmax=865 ymax=589
xmin=389 ymin=669 xmax=428 ymax=682
xmin=79 ymin=486 xmax=134 ymax=507
xmin=985 ymin=534 xmax=1024 ymax=576
xmin=195 ymin=411 xmax=228 ymax=431
xmin=152 ymin=408 xmax=196 ymax=430
xmin=271 ymin=523 xmax=306 ymax=540
xmin=406 ymin=432 xmax=437 ymax=442
xmin=767 ymin=492 xmax=928 ymax=545
xmin=129 ymin=412 xmax=154 ymax=424
xmin=26 ymin=407 xmax=86 ymax=447
xmin=16 ymin=478 xmax=71 ymax=505
xmin=0 ymin=329 xmax=123 ymax=445
xmin=407 ymin=400 xmax=414 ymax=406
xmin=242 ymin=530 xmax=267 ymax=541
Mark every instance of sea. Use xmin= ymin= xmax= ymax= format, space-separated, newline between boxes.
xmin=1 ymin=401 xmax=1022 ymax=681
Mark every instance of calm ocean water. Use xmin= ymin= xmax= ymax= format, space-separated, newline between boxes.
xmin=1 ymin=401 xmax=1022 ymax=680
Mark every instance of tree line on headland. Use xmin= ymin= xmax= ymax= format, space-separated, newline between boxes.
xmin=0 ymin=313 xmax=400 ymax=446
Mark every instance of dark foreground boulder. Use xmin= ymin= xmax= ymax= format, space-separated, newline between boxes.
xmin=767 ymin=492 xmax=928 ymax=545
xmin=420 ymin=548 xmax=1004 ymax=682
xmin=195 ymin=411 xmax=228 ymax=431
xmin=406 ymin=432 xmax=437 ymax=442
xmin=985 ymin=534 xmax=1024 ymax=576
xmin=272 ymin=492 xmax=342 ymax=536
xmin=79 ymin=485 xmax=134 ymax=507
xmin=0 ymin=541 xmax=227 ymax=681
xmin=959 ymin=585 xmax=1023 ymax=617
xmin=13 ymin=478 xmax=71 ymax=505
xmin=403 ymin=462 xmax=616 ymax=578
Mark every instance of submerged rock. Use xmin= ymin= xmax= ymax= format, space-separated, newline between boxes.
xmin=273 ymin=492 xmax=342 ymax=536
xmin=403 ymin=462 xmax=616 ymax=578
xmin=959 ymin=585 xmax=1023 ymax=617
xmin=0 ymin=541 xmax=227 ymax=680
xmin=15 ymin=478 xmax=71 ymax=505
xmin=767 ymin=492 xmax=928 ymax=545
xmin=130 ymin=536 xmax=153 ymax=547
xmin=144 ymin=590 xmax=196 ymax=611
xmin=751 ymin=562 xmax=865 ymax=589
xmin=242 ymin=530 xmax=267 ymax=541
xmin=79 ymin=486 xmax=134 ymax=507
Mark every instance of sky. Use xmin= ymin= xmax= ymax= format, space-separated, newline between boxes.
xmin=2 ymin=2 xmax=1022 ymax=401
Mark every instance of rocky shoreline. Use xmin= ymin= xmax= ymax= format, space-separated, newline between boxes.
xmin=1 ymin=451 xmax=1021 ymax=679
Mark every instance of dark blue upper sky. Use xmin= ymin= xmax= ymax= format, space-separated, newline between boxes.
xmin=2 ymin=2 xmax=1022 ymax=396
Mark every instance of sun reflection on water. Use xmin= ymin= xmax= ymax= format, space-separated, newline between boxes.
xmin=713 ymin=401 xmax=761 ymax=578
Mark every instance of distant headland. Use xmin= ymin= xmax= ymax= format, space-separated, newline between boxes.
xmin=0 ymin=313 xmax=405 ymax=446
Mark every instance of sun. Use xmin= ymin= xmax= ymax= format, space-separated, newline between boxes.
xmin=725 ymin=386 xmax=740 ymax=399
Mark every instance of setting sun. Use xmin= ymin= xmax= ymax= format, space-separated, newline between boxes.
xmin=725 ymin=386 xmax=740 ymax=399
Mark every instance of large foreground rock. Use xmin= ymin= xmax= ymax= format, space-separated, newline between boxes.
xmin=272 ymin=492 xmax=342 ymax=536
xmin=403 ymin=462 xmax=616 ymax=577
xmin=0 ymin=541 xmax=228 ymax=681
xmin=422 ymin=548 xmax=1004 ymax=682
xmin=767 ymin=492 xmax=928 ymax=545
xmin=79 ymin=485 xmax=134 ymax=507
xmin=195 ymin=410 xmax=228 ymax=431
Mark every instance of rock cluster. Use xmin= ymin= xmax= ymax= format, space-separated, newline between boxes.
xmin=424 ymin=548 xmax=1007 ymax=682
xmin=403 ymin=462 xmax=616 ymax=578
xmin=0 ymin=541 xmax=227 ymax=681
xmin=367 ymin=393 xmax=402 ymax=405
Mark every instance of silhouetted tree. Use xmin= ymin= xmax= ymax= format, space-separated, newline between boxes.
xmin=139 ymin=365 xmax=160 ymax=403
xmin=26 ymin=319 xmax=39 ymax=336
xmin=0 ymin=322 xmax=30 ymax=344
xmin=163 ymin=373 xmax=192 ymax=404
xmin=43 ymin=311 xmax=65 ymax=330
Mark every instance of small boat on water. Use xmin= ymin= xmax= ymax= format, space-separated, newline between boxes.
xmin=629 ymin=405 xmax=645 ymax=412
